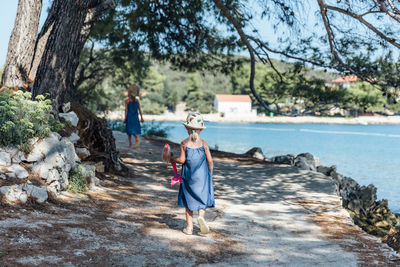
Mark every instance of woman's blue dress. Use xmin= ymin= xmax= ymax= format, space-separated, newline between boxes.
xmin=126 ymin=101 xmax=141 ymax=135
xmin=178 ymin=146 xmax=215 ymax=211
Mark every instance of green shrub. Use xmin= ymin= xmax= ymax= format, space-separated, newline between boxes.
xmin=67 ymin=167 xmax=87 ymax=193
xmin=142 ymin=121 xmax=169 ymax=138
xmin=0 ymin=90 xmax=63 ymax=151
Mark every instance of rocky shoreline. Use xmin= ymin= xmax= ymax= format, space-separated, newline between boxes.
xmin=250 ymin=149 xmax=400 ymax=253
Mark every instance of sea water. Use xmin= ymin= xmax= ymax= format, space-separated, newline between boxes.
xmin=153 ymin=121 xmax=400 ymax=213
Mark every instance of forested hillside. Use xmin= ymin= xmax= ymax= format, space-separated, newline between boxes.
xmin=68 ymin=49 xmax=399 ymax=116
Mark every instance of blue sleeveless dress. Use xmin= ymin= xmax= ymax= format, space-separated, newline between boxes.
xmin=178 ymin=145 xmax=215 ymax=211
xmin=125 ymin=101 xmax=141 ymax=135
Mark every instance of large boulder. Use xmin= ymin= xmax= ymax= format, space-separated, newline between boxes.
xmin=316 ymin=165 xmax=336 ymax=176
xmin=270 ymin=154 xmax=295 ymax=165
xmin=5 ymin=164 xmax=29 ymax=179
xmin=22 ymin=184 xmax=48 ymax=203
xmin=0 ymin=184 xmax=48 ymax=204
xmin=28 ymin=132 xmax=79 ymax=192
xmin=294 ymin=153 xmax=319 ymax=171
xmin=0 ymin=185 xmax=28 ymax=205
xmin=245 ymin=147 xmax=265 ymax=160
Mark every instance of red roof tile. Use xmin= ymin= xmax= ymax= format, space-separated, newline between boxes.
xmin=215 ymin=94 xmax=251 ymax=102
xmin=332 ymin=75 xmax=358 ymax=83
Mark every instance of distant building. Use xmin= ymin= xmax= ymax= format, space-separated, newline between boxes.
xmin=214 ymin=94 xmax=255 ymax=115
xmin=332 ymin=75 xmax=358 ymax=88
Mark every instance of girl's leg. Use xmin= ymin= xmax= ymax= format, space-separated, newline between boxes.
xmin=198 ymin=209 xmax=209 ymax=234
xmin=185 ymin=208 xmax=194 ymax=229
xmin=134 ymin=135 xmax=141 ymax=148
xmin=128 ymin=135 xmax=133 ymax=148
xmin=198 ymin=209 xmax=206 ymax=218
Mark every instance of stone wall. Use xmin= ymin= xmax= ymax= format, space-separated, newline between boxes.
xmin=0 ymin=109 xmax=99 ymax=205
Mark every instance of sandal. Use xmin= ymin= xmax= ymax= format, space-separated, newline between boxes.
xmin=182 ymin=227 xmax=193 ymax=235
xmin=197 ymin=216 xmax=209 ymax=234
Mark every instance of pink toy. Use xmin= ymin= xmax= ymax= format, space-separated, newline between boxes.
xmin=170 ymin=162 xmax=182 ymax=187
xmin=163 ymin=144 xmax=182 ymax=187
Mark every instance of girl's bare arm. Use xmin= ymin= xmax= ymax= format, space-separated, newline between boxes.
xmin=124 ymin=98 xmax=129 ymax=122
xmin=137 ymin=97 xmax=144 ymax=122
xmin=204 ymin=141 xmax=213 ymax=174
xmin=171 ymin=142 xmax=186 ymax=164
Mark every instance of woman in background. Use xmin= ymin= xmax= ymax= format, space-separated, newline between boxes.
xmin=124 ymin=84 xmax=144 ymax=148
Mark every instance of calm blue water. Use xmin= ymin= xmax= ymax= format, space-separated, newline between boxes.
xmin=151 ymin=121 xmax=400 ymax=213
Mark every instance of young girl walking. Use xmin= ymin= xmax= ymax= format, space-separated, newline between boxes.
xmin=124 ymin=84 xmax=144 ymax=148
xmin=171 ymin=112 xmax=215 ymax=235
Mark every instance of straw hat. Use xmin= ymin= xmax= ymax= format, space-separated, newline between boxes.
xmin=182 ymin=112 xmax=206 ymax=130
xmin=129 ymin=84 xmax=139 ymax=96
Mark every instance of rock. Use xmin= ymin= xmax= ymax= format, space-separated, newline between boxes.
xmin=11 ymin=150 xmax=26 ymax=164
xmin=77 ymin=164 xmax=96 ymax=178
xmin=67 ymin=132 xmax=80 ymax=144
xmin=22 ymin=184 xmax=48 ymax=203
xmin=348 ymin=199 xmax=362 ymax=215
xmin=26 ymin=133 xmax=61 ymax=162
xmin=0 ymin=185 xmax=28 ymax=205
xmin=270 ymin=154 xmax=295 ymax=165
xmin=27 ymin=134 xmax=78 ymax=192
xmin=95 ymin=161 xmax=104 ymax=173
xmin=245 ymin=147 xmax=265 ymax=160
xmin=6 ymin=164 xmax=29 ymax=179
xmin=62 ymin=102 xmax=71 ymax=113
xmin=317 ymin=165 xmax=336 ymax=176
xmin=60 ymin=171 xmax=69 ymax=190
xmin=385 ymin=230 xmax=400 ymax=252
xmin=294 ymin=153 xmax=317 ymax=171
xmin=59 ymin=111 xmax=79 ymax=127
xmin=31 ymin=162 xmax=51 ymax=179
xmin=75 ymin=164 xmax=98 ymax=189
xmin=375 ymin=220 xmax=390 ymax=229
xmin=76 ymin=147 xmax=90 ymax=160
xmin=61 ymin=137 xmax=80 ymax=163
xmin=46 ymin=169 xmax=60 ymax=184
xmin=358 ymin=184 xmax=377 ymax=211
xmin=0 ymin=152 xmax=11 ymax=166
xmin=0 ymin=173 xmax=6 ymax=179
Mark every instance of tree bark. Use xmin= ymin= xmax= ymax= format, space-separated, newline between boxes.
xmin=32 ymin=0 xmax=99 ymax=111
xmin=1 ymin=0 xmax=42 ymax=88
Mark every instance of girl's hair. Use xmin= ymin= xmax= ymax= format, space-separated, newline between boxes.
xmin=190 ymin=129 xmax=199 ymax=141
xmin=128 ymin=84 xmax=139 ymax=101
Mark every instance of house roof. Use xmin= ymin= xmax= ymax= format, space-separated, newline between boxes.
xmin=332 ymin=75 xmax=358 ymax=83
xmin=215 ymin=94 xmax=251 ymax=102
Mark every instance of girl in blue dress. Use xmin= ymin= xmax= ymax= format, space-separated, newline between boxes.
xmin=171 ymin=112 xmax=215 ymax=235
xmin=124 ymin=85 xmax=144 ymax=148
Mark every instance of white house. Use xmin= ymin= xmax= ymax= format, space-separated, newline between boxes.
xmin=214 ymin=94 xmax=254 ymax=115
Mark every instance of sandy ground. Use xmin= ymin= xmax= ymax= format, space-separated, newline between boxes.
xmin=1 ymin=132 xmax=400 ymax=266
xmin=105 ymin=110 xmax=400 ymax=124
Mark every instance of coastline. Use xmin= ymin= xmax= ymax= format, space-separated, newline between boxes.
xmin=104 ymin=110 xmax=400 ymax=124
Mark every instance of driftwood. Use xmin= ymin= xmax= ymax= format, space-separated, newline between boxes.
xmin=70 ymin=104 xmax=128 ymax=175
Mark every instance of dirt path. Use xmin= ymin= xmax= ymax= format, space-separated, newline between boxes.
xmin=1 ymin=131 xmax=400 ymax=266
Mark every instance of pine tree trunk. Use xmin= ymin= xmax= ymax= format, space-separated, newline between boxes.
xmin=32 ymin=0 xmax=98 ymax=111
xmin=1 ymin=0 xmax=42 ymax=88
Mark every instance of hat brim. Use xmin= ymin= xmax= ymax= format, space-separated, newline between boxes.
xmin=182 ymin=122 xmax=206 ymax=130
